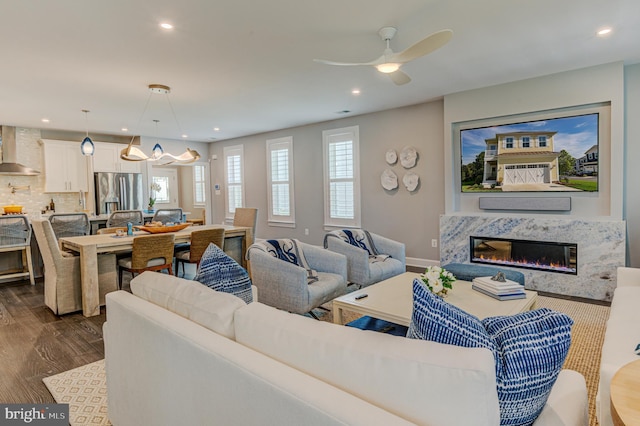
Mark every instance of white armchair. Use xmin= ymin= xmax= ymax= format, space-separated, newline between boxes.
xmin=247 ymin=240 xmax=347 ymax=317
xmin=324 ymin=230 xmax=405 ymax=288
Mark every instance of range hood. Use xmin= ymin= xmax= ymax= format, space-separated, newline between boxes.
xmin=0 ymin=126 xmax=40 ymax=175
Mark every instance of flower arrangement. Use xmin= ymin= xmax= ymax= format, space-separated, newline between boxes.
xmin=420 ymin=265 xmax=456 ymax=297
xmin=148 ymin=182 xmax=162 ymax=210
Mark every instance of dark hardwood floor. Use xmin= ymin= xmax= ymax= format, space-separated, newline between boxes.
xmin=0 ymin=278 xmax=106 ymax=403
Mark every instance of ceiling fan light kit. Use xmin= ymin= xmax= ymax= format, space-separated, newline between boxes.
xmin=314 ymin=27 xmax=453 ymax=85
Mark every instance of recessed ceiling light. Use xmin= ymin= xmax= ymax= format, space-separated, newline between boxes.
xmin=213 ymin=127 xmax=220 ymax=132
xmin=160 ymin=22 xmax=173 ymax=30
xmin=597 ymin=27 xmax=612 ymax=36
xmin=121 ymin=127 xmax=128 ymax=132
xmin=41 ymin=118 xmax=50 ymax=123
xmin=351 ymin=89 xmax=361 ymax=95
xmin=181 ymin=134 xmax=188 ymax=138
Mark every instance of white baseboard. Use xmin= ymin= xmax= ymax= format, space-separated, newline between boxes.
xmin=406 ymin=257 xmax=440 ymax=269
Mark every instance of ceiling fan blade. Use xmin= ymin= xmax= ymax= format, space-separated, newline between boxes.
xmin=389 ymin=69 xmax=411 ymax=85
xmin=313 ymin=58 xmax=378 ymax=67
xmin=393 ymin=29 xmax=453 ymax=63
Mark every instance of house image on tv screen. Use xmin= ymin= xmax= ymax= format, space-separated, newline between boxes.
xmin=483 ymin=131 xmax=559 ymax=188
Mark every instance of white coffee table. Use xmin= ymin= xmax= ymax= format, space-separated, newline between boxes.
xmin=332 ymin=272 xmax=538 ymax=326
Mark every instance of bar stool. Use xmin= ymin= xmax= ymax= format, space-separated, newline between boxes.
xmin=0 ymin=215 xmax=35 ymax=285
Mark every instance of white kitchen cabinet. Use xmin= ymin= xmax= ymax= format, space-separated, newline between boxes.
xmin=93 ymin=142 xmax=141 ymax=173
xmin=42 ymin=139 xmax=89 ymax=193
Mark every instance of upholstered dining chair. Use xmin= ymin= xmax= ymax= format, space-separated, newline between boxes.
xmin=48 ymin=213 xmax=90 ymax=238
xmin=107 ymin=210 xmax=144 ymax=228
xmin=32 ymin=219 xmax=118 ymax=314
xmin=324 ymin=229 xmax=406 ymax=288
xmin=174 ymin=228 xmax=225 ymax=277
xmin=152 ymin=208 xmax=183 ymax=224
xmin=117 ymin=233 xmax=175 ymax=288
xmin=247 ymin=239 xmax=347 ymax=318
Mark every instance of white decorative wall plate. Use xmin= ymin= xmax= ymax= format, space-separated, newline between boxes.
xmin=400 ymin=146 xmax=418 ymax=168
xmin=381 ymin=169 xmax=398 ymax=190
xmin=385 ymin=149 xmax=397 ymax=165
xmin=403 ymin=171 xmax=420 ymax=191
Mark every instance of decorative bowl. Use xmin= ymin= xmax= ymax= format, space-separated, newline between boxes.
xmin=3 ymin=205 xmax=23 ymax=214
xmin=135 ymin=223 xmax=191 ymax=234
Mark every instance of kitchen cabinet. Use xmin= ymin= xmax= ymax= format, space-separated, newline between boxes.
xmin=42 ymin=139 xmax=89 ymax=192
xmin=93 ymin=142 xmax=141 ymax=173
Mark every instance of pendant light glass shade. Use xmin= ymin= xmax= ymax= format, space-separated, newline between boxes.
xmin=80 ymin=110 xmax=95 ymax=156
xmin=81 ymin=136 xmax=95 ymax=156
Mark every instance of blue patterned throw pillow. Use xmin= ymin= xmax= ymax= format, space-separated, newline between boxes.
xmin=195 ymin=243 xmax=253 ymax=304
xmin=482 ymin=309 xmax=573 ymax=426
xmin=408 ymin=278 xmax=574 ymax=426
xmin=406 ymin=278 xmax=498 ymax=359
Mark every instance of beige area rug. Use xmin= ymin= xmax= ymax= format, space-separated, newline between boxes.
xmin=42 ymin=359 xmax=111 ymax=426
xmin=43 ymin=296 xmax=609 ymax=426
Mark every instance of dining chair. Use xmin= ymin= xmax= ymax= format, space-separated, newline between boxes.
xmin=174 ymin=228 xmax=225 ymax=277
xmin=117 ymin=233 xmax=175 ymax=288
xmin=0 ymin=215 xmax=35 ymax=285
xmin=107 ymin=210 xmax=144 ymax=228
xmin=233 ymin=207 xmax=257 ymax=243
xmin=32 ymin=219 xmax=118 ymax=314
xmin=48 ymin=213 xmax=90 ymax=238
xmin=152 ymin=208 xmax=184 ymax=225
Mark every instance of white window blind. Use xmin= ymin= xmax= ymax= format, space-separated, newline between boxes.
xmin=266 ymin=137 xmax=295 ymax=226
xmin=323 ymin=126 xmax=360 ymax=228
xmin=223 ymin=145 xmax=245 ymax=219
xmin=193 ymin=164 xmax=206 ymax=205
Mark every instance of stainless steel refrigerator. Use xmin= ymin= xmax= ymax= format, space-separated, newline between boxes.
xmin=94 ymin=172 xmax=144 ymax=215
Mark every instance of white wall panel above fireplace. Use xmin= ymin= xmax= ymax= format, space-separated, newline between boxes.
xmin=440 ymin=214 xmax=625 ymax=302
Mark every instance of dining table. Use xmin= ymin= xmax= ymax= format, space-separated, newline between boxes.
xmin=58 ymin=224 xmax=253 ymax=317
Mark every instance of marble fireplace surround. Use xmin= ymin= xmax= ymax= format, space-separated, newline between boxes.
xmin=440 ymin=214 xmax=626 ymax=301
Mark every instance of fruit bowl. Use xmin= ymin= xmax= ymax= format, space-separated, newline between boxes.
xmin=3 ymin=205 xmax=23 ymax=214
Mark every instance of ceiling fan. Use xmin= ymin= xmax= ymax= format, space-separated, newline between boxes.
xmin=314 ymin=27 xmax=453 ymax=85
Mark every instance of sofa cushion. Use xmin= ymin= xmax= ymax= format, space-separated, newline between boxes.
xmin=130 ymin=271 xmax=245 ymax=339
xmin=195 ymin=243 xmax=253 ymax=303
xmin=609 ymin=287 xmax=640 ymax=321
xmin=482 ymin=309 xmax=573 ymax=426
xmin=408 ymin=278 xmax=573 ymax=426
xmin=234 ymin=301 xmax=501 ymax=425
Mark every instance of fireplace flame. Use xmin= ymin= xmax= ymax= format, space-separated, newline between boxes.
xmin=474 ymin=254 xmax=576 ymax=273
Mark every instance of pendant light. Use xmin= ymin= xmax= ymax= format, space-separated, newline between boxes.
xmin=120 ymin=84 xmax=201 ymax=165
xmin=80 ymin=109 xmax=95 ymax=156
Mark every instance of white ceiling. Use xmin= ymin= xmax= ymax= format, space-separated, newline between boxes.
xmin=1 ymin=0 xmax=638 ymax=143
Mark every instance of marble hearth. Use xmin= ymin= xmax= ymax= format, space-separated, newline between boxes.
xmin=440 ymin=214 xmax=626 ymax=301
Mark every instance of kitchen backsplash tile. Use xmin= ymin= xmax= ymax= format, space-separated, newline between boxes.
xmin=1 ymin=128 xmax=87 ymax=217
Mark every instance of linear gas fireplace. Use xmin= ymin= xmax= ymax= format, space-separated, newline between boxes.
xmin=470 ymin=236 xmax=577 ymax=275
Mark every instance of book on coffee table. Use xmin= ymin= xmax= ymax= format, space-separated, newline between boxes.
xmin=473 ymin=276 xmax=523 ymax=291
xmin=471 ymin=284 xmax=527 ymax=300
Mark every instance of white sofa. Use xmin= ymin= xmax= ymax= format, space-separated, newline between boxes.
xmin=597 ymin=266 xmax=640 ymax=426
xmin=104 ymin=272 xmax=588 ymax=426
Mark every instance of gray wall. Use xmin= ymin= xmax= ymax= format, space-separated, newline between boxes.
xmin=208 ymin=101 xmax=444 ymax=264
xmin=625 ymin=63 xmax=640 ymax=266
xmin=207 ymin=61 xmax=640 ymax=268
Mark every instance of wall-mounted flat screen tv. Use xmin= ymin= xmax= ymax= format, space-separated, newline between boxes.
xmin=460 ymin=112 xmax=599 ymax=193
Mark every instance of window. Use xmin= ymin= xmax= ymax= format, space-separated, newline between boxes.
xmin=522 ymin=136 xmax=530 ymax=148
xmin=538 ymin=136 xmax=547 ymax=147
xmin=193 ymin=164 xmax=206 ymax=206
xmin=223 ymin=145 xmax=244 ymax=219
xmin=152 ymin=176 xmax=170 ymax=203
xmin=323 ymin=126 xmax=360 ymax=228
xmin=505 ymin=137 xmax=514 ymax=148
xmin=266 ymin=137 xmax=295 ymax=227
